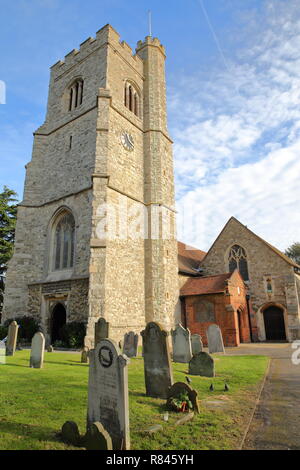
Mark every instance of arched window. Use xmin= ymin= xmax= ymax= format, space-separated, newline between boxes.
xmin=124 ymin=81 xmax=140 ymax=117
xmin=68 ymin=79 xmax=83 ymax=112
xmin=228 ymin=244 xmax=249 ymax=281
xmin=51 ymin=211 xmax=75 ymax=271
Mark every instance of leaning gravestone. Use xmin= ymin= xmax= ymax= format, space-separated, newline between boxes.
xmin=6 ymin=321 xmax=19 ymax=356
xmin=191 ymin=334 xmax=203 ymax=355
xmin=141 ymin=322 xmax=173 ymax=399
xmin=123 ymin=331 xmax=139 ymax=358
xmin=85 ymin=422 xmax=113 ymax=450
xmin=207 ymin=324 xmax=225 ymax=354
xmin=171 ymin=324 xmax=192 ymax=363
xmin=188 ymin=352 xmax=215 ymax=377
xmin=30 ymin=332 xmax=45 ymax=369
xmin=94 ymin=318 xmax=110 ymax=347
xmin=87 ymin=339 xmax=130 ymax=450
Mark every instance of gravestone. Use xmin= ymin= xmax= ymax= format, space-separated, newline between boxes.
xmin=188 ymin=352 xmax=215 ymax=377
xmin=85 ymin=422 xmax=113 ymax=450
xmin=81 ymin=347 xmax=89 ymax=364
xmin=61 ymin=421 xmax=81 ymax=447
xmin=94 ymin=318 xmax=110 ymax=347
xmin=0 ymin=340 xmax=5 ymax=364
xmin=141 ymin=322 xmax=173 ymax=399
xmin=123 ymin=331 xmax=139 ymax=358
xmin=171 ymin=324 xmax=192 ymax=363
xmin=6 ymin=321 xmax=19 ymax=356
xmin=87 ymin=339 xmax=130 ymax=450
xmin=207 ymin=324 xmax=225 ymax=354
xmin=191 ymin=334 xmax=203 ymax=355
xmin=30 ymin=332 xmax=45 ymax=368
xmin=47 ymin=345 xmax=54 ymax=352
xmin=167 ymin=382 xmax=199 ymax=413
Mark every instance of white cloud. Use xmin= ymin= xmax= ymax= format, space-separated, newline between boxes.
xmin=172 ymin=0 xmax=300 ymax=252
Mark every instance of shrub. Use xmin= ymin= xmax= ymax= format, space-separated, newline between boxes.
xmin=4 ymin=316 xmax=39 ymax=342
xmin=0 ymin=325 xmax=8 ymax=340
xmin=59 ymin=322 xmax=86 ymax=348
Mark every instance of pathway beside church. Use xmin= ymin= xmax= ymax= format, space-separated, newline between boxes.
xmin=226 ymin=343 xmax=300 ymax=450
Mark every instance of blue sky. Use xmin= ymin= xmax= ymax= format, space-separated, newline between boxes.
xmin=1 ymin=0 xmax=300 ymax=251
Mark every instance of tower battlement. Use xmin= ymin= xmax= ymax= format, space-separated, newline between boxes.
xmin=50 ymin=24 xmax=143 ymax=77
xmin=136 ymin=36 xmax=166 ymax=56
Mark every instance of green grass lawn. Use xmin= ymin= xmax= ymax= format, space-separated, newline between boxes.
xmin=0 ymin=350 xmax=269 ymax=450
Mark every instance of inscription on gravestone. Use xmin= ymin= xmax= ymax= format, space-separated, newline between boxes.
xmin=141 ymin=322 xmax=173 ymax=399
xmin=87 ymin=339 xmax=130 ymax=450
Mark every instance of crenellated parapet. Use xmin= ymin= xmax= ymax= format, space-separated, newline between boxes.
xmin=50 ymin=24 xmax=143 ymax=78
xmin=136 ymin=36 xmax=166 ymax=57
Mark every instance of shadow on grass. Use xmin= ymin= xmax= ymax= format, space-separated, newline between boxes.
xmin=0 ymin=420 xmax=61 ymax=444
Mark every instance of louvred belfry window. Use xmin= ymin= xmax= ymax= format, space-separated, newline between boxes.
xmin=228 ymin=245 xmax=249 ymax=281
xmin=68 ymin=79 xmax=83 ymax=111
xmin=124 ymin=81 xmax=140 ymax=117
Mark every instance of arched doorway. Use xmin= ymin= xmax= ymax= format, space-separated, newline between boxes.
xmin=51 ymin=303 xmax=66 ymax=343
xmin=263 ymin=306 xmax=286 ymax=341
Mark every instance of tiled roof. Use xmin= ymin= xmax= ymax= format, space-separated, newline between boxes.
xmin=180 ymin=272 xmax=232 ymax=296
xmin=177 ymin=241 xmax=206 ymax=275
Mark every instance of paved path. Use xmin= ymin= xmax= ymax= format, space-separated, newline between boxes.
xmin=225 ymin=343 xmax=300 ymax=450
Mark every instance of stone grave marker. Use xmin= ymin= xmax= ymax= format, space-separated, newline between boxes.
xmin=191 ymin=334 xmax=203 ymax=355
xmin=171 ymin=324 xmax=192 ymax=363
xmin=123 ymin=331 xmax=139 ymax=358
xmin=85 ymin=422 xmax=113 ymax=450
xmin=6 ymin=321 xmax=19 ymax=356
xmin=30 ymin=332 xmax=45 ymax=368
xmin=87 ymin=339 xmax=130 ymax=450
xmin=167 ymin=382 xmax=199 ymax=413
xmin=188 ymin=351 xmax=215 ymax=377
xmin=81 ymin=347 xmax=89 ymax=364
xmin=207 ymin=324 xmax=225 ymax=354
xmin=141 ymin=322 xmax=173 ymax=399
xmin=94 ymin=318 xmax=110 ymax=347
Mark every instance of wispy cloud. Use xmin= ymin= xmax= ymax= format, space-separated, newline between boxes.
xmin=171 ymin=0 xmax=300 ymax=251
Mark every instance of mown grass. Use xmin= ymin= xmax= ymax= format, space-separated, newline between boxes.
xmin=0 ymin=350 xmax=269 ymax=450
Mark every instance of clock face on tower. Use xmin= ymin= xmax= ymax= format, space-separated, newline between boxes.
xmin=121 ymin=132 xmax=134 ymax=152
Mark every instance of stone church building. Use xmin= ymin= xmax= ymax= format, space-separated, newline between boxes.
xmin=3 ymin=24 xmax=300 ymax=347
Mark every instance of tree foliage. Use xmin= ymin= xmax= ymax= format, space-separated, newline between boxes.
xmin=285 ymin=242 xmax=300 ymax=265
xmin=0 ymin=186 xmax=18 ymax=315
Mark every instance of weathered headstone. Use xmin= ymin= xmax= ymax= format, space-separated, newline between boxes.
xmin=61 ymin=421 xmax=81 ymax=447
xmin=94 ymin=318 xmax=110 ymax=346
xmin=87 ymin=339 xmax=130 ymax=450
xmin=171 ymin=324 xmax=192 ymax=363
xmin=188 ymin=352 xmax=215 ymax=377
xmin=0 ymin=340 xmax=5 ymax=364
xmin=47 ymin=345 xmax=54 ymax=352
xmin=81 ymin=347 xmax=89 ymax=364
xmin=167 ymin=382 xmax=199 ymax=413
xmin=141 ymin=322 xmax=173 ymax=399
xmin=123 ymin=331 xmax=139 ymax=358
xmin=191 ymin=334 xmax=203 ymax=355
xmin=207 ymin=324 xmax=225 ymax=354
xmin=85 ymin=422 xmax=113 ymax=450
xmin=6 ymin=321 xmax=19 ymax=356
xmin=30 ymin=332 xmax=45 ymax=368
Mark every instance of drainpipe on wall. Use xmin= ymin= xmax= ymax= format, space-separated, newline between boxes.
xmin=246 ymin=294 xmax=253 ymax=342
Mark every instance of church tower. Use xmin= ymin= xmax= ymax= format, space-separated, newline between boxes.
xmin=2 ymin=25 xmax=178 ymax=346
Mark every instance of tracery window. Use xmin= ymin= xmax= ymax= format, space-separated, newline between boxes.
xmin=124 ymin=81 xmax=140 ymax=117
xmin=52 ymin=211 xmax=75 ymax=271
xmin=228 ymin=244 xmax=249 ymax=281
xmin=68 ymin=79 xmax=84 ymax=111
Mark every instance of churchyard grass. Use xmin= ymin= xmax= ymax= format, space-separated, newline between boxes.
xmin=0 ymin=351 xmax=268 ymax=450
